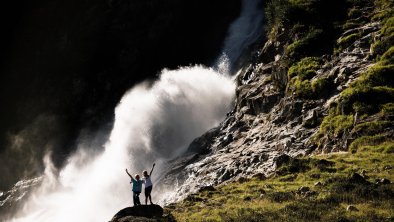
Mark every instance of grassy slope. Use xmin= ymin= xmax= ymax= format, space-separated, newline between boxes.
xmin=164 ymin=0 xmax=394 ymax=221
xmin=167 ymin=148 xmax=393 ymax=221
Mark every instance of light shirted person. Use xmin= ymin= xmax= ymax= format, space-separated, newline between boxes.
xmin=142 ymin=163 xmax=155 ymax=205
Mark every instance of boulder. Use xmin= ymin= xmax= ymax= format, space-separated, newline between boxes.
xmin=273 ymin=154 xmax=292 ymax=168
xmin=348 ymin=173 xmax=368 ymax=184
xmin=376 ymin=178 xmax=391 ymax=185
xmin=111 ymin=205 xmax=163 ymax=222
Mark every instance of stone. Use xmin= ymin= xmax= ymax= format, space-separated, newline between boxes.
xmin=219 ymin=170 xmax=231 ymax=182
xmin=111 ymin=205 xmax=163 ymax=222
xmin=348 ymin=173 xmax=367 ymax=184
xmin=243 ymin=196 xmax=252 ymax=201
xmin=376 ymin=178 xmax=391 ymax=185
xmin=346 ymin=205 xmax=359 ymax=212
xmin=314 ymin=181 xmax=323 ymax=187
xmin=383 ymin=165 xmax=392 ymax=170
xmin=297 ymin=186 xmax=310 ymax=194
xmin=273 ymin=154 xmax=291 ymax=167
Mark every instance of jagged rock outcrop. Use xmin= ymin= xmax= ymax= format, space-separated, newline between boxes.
xmin=111 ymin=205 xmax=164 ymax=222
xmin=0 ymin=177 xmax=42 ymax=218
xmin=160 ymin=1 xmax=384 ymax=202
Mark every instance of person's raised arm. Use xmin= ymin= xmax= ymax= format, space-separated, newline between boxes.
xmin=150 ymin=163 xmax=155 ymax=176
xmin=125 ymin=168 xmax=134 ymax=180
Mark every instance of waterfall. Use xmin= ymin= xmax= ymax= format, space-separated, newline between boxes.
xmin=8 ymin=1 xmax=263 ymax=221
xmin=217 ymin=0 xmax=263 ymax=69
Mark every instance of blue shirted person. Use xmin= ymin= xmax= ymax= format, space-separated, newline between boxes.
xmin=125 ymin=168 xmax=143 ymax=206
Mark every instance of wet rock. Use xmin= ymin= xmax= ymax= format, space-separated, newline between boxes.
xmin=111 ymin=205 xmax=163 ymax=222
xmin=187 ymin=127 xmax=220 ymax=154
xmin=346 ymin=205 xmax=359 ymax=212
xmin=220 ymin=134 xmax=233 ymax=147
xmin=0 ymin=177 xmax=43 ymax=218
xmin=219 ymin=170 xmax=231 ymax=182
xmin=303 ymin=108 xmax=320 ymax=128
xmin=383 ymin=165 xmax=392 ymax=170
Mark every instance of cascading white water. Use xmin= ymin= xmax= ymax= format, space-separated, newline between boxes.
xmin=8 ymin=1 xmax=263 ymax=221
xmin=218 ymin=0 xmax=263 ymax=67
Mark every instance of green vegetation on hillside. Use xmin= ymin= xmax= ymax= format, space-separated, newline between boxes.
xmin=265 ymin=0 xmax=348 ymax=62
xmin=166 ymin=148 xmax=394 ymax=221
xmin=286 ymin=57 xmax=334 ymax=99
xmin=313 ymin=0 xmax=394 ymax=150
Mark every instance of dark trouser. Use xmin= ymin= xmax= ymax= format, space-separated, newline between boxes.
xmin=145 ymin=185 xmax=153 ymax=197
xmin=133 ymin=191 xmax=141 ymax=206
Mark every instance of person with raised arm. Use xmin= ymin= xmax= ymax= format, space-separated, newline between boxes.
xmin=142 ymin=163 xmax=155 ymax=205
xmin=125 ymin=168 xmax=143 ymax=206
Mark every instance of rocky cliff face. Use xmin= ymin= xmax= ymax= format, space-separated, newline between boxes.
xmin=161 ymin=0 xmax=393 ymax=202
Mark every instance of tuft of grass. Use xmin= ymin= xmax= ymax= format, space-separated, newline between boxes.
xmin=371 ymin=16 xmax=394 ymax=56
xmin=337 ymin=32 xmax=362 ymax=50
xmin=320 ymin=112 xmax=354 ymax=137
xmin=288 ymin=57 xmax=321 ymax=80
xmin=380 ymin=103 xmax=394 ymax=118
xmin=286 ymin=28 xmax=324 ymax=61
xmin=311 ymin=77 xmax=334 ymax=97
xmin=353 ymin=120 xmax=392 ymax=136
xmin=286 ymin=57 xmax=335 ymax=99
xmin=340 ymin=86 xmax=394 ymax=115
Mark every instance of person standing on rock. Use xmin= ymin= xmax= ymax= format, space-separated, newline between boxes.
xmin=125 ymin=168 xmax=143 ymax=206
xmin=142 ymin=163 xmax=155 ymax=205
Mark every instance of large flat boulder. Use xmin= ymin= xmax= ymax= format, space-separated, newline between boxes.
xmin=111 ymin=205 xmax=163 ymax=222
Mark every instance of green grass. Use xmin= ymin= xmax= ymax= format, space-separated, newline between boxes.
xmin=286 ymin=57 xmax=335 ymax=99
xmin=380 ymin=103 xmax=394 ymax=117
xmin=288 ymin=57 xmax=321 ymax=80
xmin=285 ymin=28 xmax=324 ymax=61
xmin=167 ymin=148 xmax=394 ymax=222
xmin=318 ymin=112 xmax=354 ymax=137
xmin=314 ymin=9 xmax=394 ymax=148
xmin=371 ymin=2 xmax=394 ymax=56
